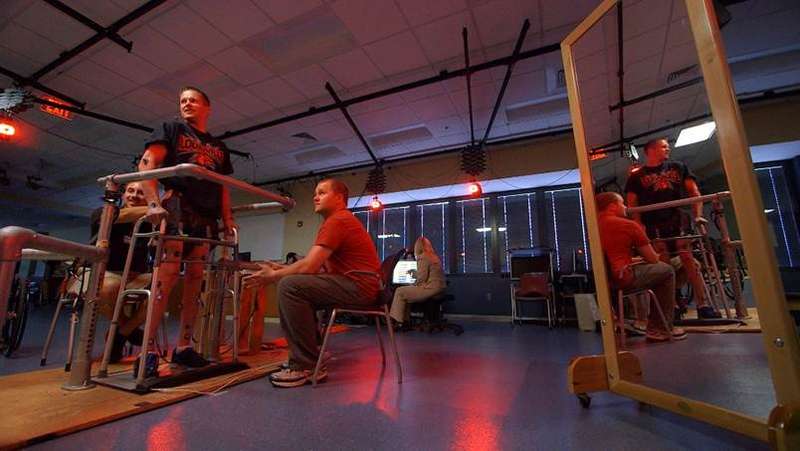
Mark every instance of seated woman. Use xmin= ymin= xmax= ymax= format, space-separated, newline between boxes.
xmin=66 ymin=182 xmax=152 ymax=361
xmin=389 ymin=237 xmax=446 ymax=328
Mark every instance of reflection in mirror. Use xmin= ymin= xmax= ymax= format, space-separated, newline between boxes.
xmin=568 ymin=0 xmax=791 ymax=421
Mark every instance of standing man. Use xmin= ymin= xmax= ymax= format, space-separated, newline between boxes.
xmin=137 ymin=86 xmax=236 ymax=377
xmin=625 ymin=137 xmax=720 ymax=319
xmin=243 ymin=178 xmax=380 ymax=388
xmin=597 ymin=192 xmax=687 ymax=342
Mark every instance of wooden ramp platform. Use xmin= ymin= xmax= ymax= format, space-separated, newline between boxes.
xmin=0 ymin=349 xmax=287 ymax=450
xmin=0 ymin=324 xmax=351 ymax=449
xmin=682 ymin=307 xmax=762 ymax=333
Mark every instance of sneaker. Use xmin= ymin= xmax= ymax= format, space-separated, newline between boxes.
xmin=171 ymin=347 xmax=210 ymax=368
xmin=645 ymin=330 xmax=671 ymax=342
xmin=672 ymin=327 xmax=688 ymax=341
xmin=269 ymin=367 xmax=327 ymax=388
xmin=697 ymin=306 xmax=723 ymax=319
xmin=623 ymin=323 xmax=646 ymax=337
xmin=132 ymin=352 xmax=159 ymax=379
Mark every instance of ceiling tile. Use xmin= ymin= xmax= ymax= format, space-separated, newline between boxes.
xmin=396 ymin=0 xmax=467 ymax=27
xmin=125 ymin=25 xmax=199 ymax=73
xmin=413 ymin=10 xmax=481 ymax=64
xmin=541 ymin=0 xmax=597 ymax=31
xmin=14 ymin=1 xmax=94 ymax=49
xmin=66 ymin=59 xmax=138 ymax=97
xmin=91 ymin=44 xmax=165 ymax=85
xmin=322 ymin=48 xmax=384 ymax=88
xmin=364 ymin=31 xmax=430 ymax=77
xmin=44 ymin=74 xmax=115 ymax=106
xmin=252 ymin=0 xmax=323 ymax=23
xmin=282 ymin=64 xmax=337 ymax=99
xmin=407 ymin=94 xmax=457 ymax=121
xmin=218 ymin=88 xmax=275 ymax=116
xmin=473 ymin=0 xmax=541 ymax=47
xmin=0 ymin=22 xmax=62 ymax=64
xmin=122 ymin=87 xmax=176 ymax=116
xmin=187 ymin=0 xmax=275 ymax=41
xmin=0 ymin=45 xmax=43 ymax=75
xmin=149 ymin=4 xmax=233 ymax=59
xmin=149 ymin=62 xmax=241 ymax=103
xmin=249 ymin=77 xmax=308 ymax=108
xmin=207 ymin=46 xmax=274 ymax=85
xmin=331 ymin=0 xmax=408 ymax=45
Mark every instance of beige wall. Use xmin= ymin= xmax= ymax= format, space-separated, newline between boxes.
xmin=276 ymin=133 xmax=579 ymax=255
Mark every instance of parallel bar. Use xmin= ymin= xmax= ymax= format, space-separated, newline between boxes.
xmin=625 ymin=191 xmax=730 ymax=214
xmin=325 ymin=82 xmax=379 ymax=164
xmin=609 ymin=77 xmax=703 ymax=112
xmin=463 ymin=27 xmax=476 ymax=146
xmin=42 ymin=0 xmax=132 ymax=51
xmin=20 ymin=249 xmax=73 ymax=261
xmin=0 ymin=66 xmax=85 ymax=107
xmin=231 ymin=202 xmax=284 ymax=213
xmin=98 ymin=164 xmax=296 ymax=209
xmin=479 ymin=19 xmax=530 ymax=146
xmin=29 ymin=0 xmax=166 ymax=81
xmin=221 ymin=42 xmax=561 ymax=139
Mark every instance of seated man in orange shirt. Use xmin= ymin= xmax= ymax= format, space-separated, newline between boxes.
xmin=596 ymin=192 xmax=687 ymax=342
xmin=243 ymin=178 xmax=380 ymax=387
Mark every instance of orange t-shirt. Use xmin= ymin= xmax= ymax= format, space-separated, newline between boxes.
xmin=315 ymin=209 xmax=381 ymax=301
xmin=598 ymin=213 xmax=650 ymax=288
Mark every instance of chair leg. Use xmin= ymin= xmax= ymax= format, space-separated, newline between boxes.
xmin=313 ymin=309 xmax=338 ymax=387
xmin=384 ymin=306 xmax=402 ymax=384
xmin=41 ymin=298 xmax=66 ymax=366
xmin=65 ymin=308 xmax=79 ymax=372
xmin=510 ymin=285 xmax=517 ymax=326
xmin=545 ymin=296 xmax=554 ymax=329
xmin=375 ymin=316 xmax=386 ymax=365
xmin=647 ymin=290 xmax=672 ymax=341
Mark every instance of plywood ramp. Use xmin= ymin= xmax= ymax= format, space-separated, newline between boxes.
xmin=0 ymin=350 xmax=286 ymax=449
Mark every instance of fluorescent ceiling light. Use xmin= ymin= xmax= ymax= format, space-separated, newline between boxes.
xmin=377 ymin=233 xmax=400 ymax=239
xmin=764 ymin=209 xmax=775 ymax=214
xmin=675 ymin=121 xmax=716 ymax=147
xmin=475 ymin=227 xmax=492 ymax=233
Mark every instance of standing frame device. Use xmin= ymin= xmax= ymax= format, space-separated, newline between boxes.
xmin=561 ymin=0 xmax=800 ymax=448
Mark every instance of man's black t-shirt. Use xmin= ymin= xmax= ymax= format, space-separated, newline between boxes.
xmin=90 ymin=208 xmax=151 ymax=273
xmin=146 ymin=121 xmax=234 ymax=218
xmin=624 ymin=160 xmax=696 ymax=229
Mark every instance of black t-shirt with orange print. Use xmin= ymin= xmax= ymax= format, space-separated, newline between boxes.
xmin=146 ymin=121 xmax=233 ymax=218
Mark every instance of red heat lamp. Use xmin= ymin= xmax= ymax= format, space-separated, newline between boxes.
xmin=370 ymin=196 xmax=383 ymax=211
xmin=467 ymin=181 xmax=483 ymax=197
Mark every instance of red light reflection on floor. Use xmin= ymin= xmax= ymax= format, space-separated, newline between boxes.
xmin=451 ymin=413 xmax=500 ymax=451
xmin=146 ymin=406 xmax=187 ymax=451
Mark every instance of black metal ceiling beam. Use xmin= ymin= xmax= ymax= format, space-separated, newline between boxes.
xmin=221 ymin=40 xmax=561 ymax=140
xmin=42 ymin=0 xmax=132 ymax=52
xmin=325 ymin=82 xmax=379 ymax=165
xmin=463 ymin=27 xmax=475 ymax=147
xmin=0 ymin=65 xmax=85 ymax=107
xmin=29 ymin=97 xmax=250 ymax=157
xmin=28 ymin=0 xmax=166 ymax=82
xmin=609 ymin=77 xmax=703 ymax=112
xmin=478 ymin=19 xmax=530 ymax=147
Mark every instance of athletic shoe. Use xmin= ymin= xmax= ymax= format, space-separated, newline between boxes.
xmin=697 ymin=306 xmax=723 ymax=319
xmin=269 ymin=367 xmax=327 ymax=388
xmin=623 ymin=323 xmax=646 ymax=337
xmin=280 ymin=351 xmax=332 ymax=370
xmin=132 ymin=352 xmax=159 ymax=379
xmin=672 ymin=327 xmax=688 ymax=341
xmin=645 ymin=330 xmax=671 ymax=342
xmin=171 ymin=347 xmax=209 ymax=368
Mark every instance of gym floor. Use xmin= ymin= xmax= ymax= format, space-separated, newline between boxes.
xmin=2 ymin=306 xmax=772 ymax=450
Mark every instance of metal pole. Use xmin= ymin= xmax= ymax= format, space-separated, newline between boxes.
xmin=63 ymin=180 xmax=120 ymax=390
xmin=626 ymin=191 xmax=730 ymax=214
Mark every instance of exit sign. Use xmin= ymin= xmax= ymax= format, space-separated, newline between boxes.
xmin=40 ymin=97 xmax=73 ymax=120
xmin=589 ymin=152 xmax=608 ymax=161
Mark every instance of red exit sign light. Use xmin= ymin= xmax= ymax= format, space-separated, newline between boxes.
xmin=40 ymin=97 xmax=73 ymax=120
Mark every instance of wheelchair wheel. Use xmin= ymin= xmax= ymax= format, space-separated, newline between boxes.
xmin=2 ymin=281 xmax=30 ymax=357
